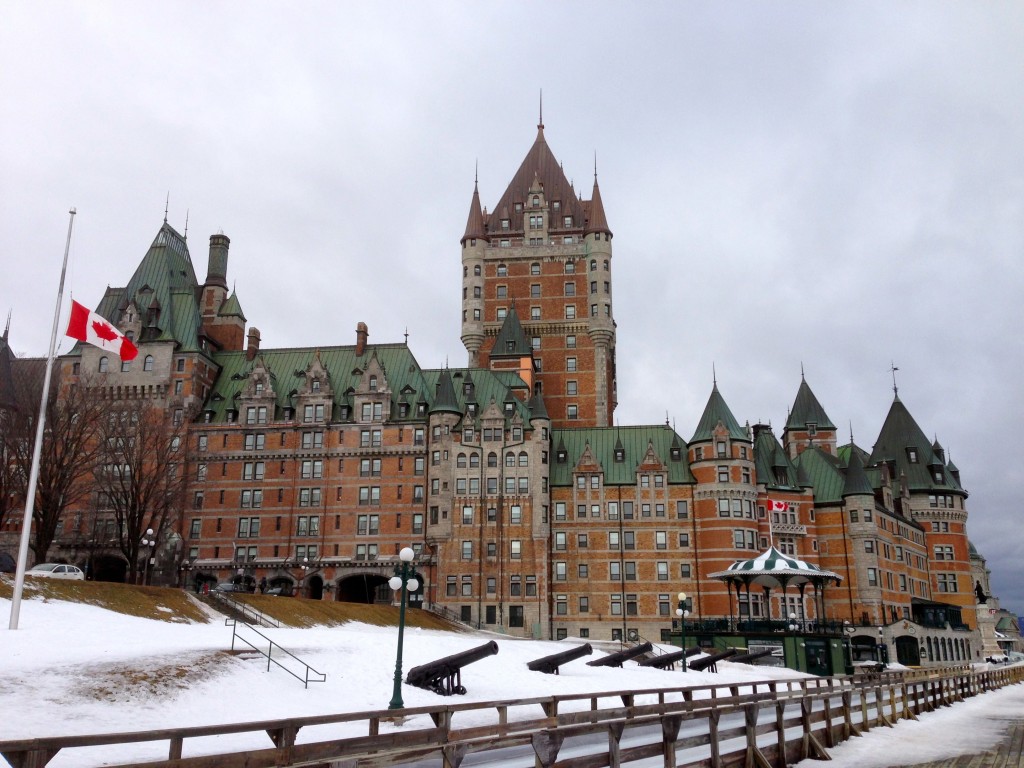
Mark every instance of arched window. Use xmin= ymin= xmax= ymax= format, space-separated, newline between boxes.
xmin=369 ymin=375 xmax=378 ymax=391
xmin=143 ymin=355 xmax=154 ymax=372
xmin=487 ymin=452 xmax=498 ymax=468
xmin=505 ymin=453 xmax=515 ymax=467
xmin=532 ymin=195 xmax=539 ymax=207
xmin=98 ymin=357 xmax=109 ymax=373
xmin=474 ymin=265 xmax=481 ymax=276
xmin=590 ymin=259 xmax=597 ymax=271
xmin=497 ymin=263 xmax=507 ymax=277
xmin=456 ymin=453 xmax=467 ymax=468
xmin=469 ymin=454 xmax=480 ymax=468
xmin=518 ymin=451 xmax=528 ymax=467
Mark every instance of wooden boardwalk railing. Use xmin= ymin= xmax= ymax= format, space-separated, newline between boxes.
xmin=1 ymin=665 xmax=1020 ymax=768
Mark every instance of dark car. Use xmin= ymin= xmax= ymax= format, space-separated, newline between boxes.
xmin=211 ymin=582 xmax=248 ymax=593
xmin=265 ymin=586 xmax=294 ymax=597
xmin=0 ymin=552 xmax=16 ymax=574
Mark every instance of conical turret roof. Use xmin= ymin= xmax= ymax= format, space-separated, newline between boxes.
xmin=0 ymin=323 xmax=17 ymax=411
xmin=842 ymin=449 xmax=874 ymax=497
xmin=690 ymin=384 xmax=747 ymax=443
xmin=584 ymin=176 xmax=612 ymax=237
xmin=430 ymin=368 xmax=461 ymax=415
xmin=461 ymin=181 xmax=487 ymax=244
xmin=868 ymin=395 xmax=958 ymax=492
xmin=528 ymin=390 xmax=549 ymax=421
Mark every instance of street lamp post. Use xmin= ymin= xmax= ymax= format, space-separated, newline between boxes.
xmin=388 ymin=547 xmax=420 ymax=710
xmin=877 ymin=626 xmax=889 ymax=669
xmin=675 ymin=592 xmax=690 ymax=673
xmin=140 ymin=528 xmax=156 ymax=585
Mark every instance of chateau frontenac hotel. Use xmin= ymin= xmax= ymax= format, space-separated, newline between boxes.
xmin=3 ymin=121 xmax=1016 ymax=668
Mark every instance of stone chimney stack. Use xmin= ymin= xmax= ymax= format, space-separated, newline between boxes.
xmin=246 ymin=327 xmax=261 ymax=361
xmin=355 ymin=322 xmax=368 ymax=356
xmin=206 ymin=234 xmax=230 ymax=288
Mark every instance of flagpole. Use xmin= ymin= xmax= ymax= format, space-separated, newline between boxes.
xmin=8 ymin=208 xmax=76 ymax=630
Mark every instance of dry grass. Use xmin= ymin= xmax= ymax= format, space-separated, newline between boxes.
xmin=72 ymin=653 xmax=229 ymax=702
xmin=0 ymin=575 xmax=210 ymax=623
xmin=0 ymin=575 xmax=463 ymax=631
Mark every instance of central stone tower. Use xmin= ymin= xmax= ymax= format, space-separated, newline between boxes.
xmin=460 ymin=121 xmax=616 ymax=428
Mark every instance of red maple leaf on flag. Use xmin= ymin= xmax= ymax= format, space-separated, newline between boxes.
xmin=91 ymin=320 xmax=119 ymax=342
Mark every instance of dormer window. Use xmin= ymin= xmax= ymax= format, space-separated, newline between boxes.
xmin=514 ymin=202 xmax=522 ymax=212
xmin=907 ymin=448 xmax=918 ymax=463
xmin=501 ymin=219 xmax=510 ymax=230
xmin=369 ymin=375 xmax=377 ymax=392
xmin=532 ymin=195 xmax=539 ymax=207
xmin=671 ymin=446 xmax=682 ymax=461
xmin=312 ymin=379 xmax=320 ymax=392
xmin=553 ymin=201 xmax=560 ymax=211
xmin=255 ymin=382 xmax=264 ymax=396
xmin=614 ymin=447 xmax=625 ymax=463
xmin=564 ymin=216 xmax=572 ymax=227
xmin=504 ymin=402 xmax=514 ymax=416
xmin=506 ymin=341 xmax=515 ymax=352
xmin=807 ymin=423 xmax=817 ymax=436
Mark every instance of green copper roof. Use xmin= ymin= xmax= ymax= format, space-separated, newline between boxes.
xmin=868 ymin=396 xmax=964 ymax=494
xmin=842 ymin=450 xmax=874 ymax=497
xmin=429 ymin=368 xmax=461 ymax=415
xmin=431 ymin=368 xmax=532 ymax=426
xmin=753 ymin=427 xmax=799 ymax=490
xmin=793 ymin=448 xmax=847 ymax=504
xmin=690 ymin=384 xmax=747 ymax=443
xmin=528 ymin=391 xmax=549 ymax=421
xmin=550 ymin=425 xmax=695 ymax=486
xmin=204 ymin=343 xmax=431 ymax=421
xmin=490 ymin=305 xmax=532 ymax=358
xmin=786 ymin=378 xmax=836 ymax=431
xmin=219 ymin=291 xmax=246 ymax=320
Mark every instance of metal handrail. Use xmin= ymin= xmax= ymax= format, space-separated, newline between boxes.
xmin=211 ymin=591 xmax=280 ymax=628
xmin=227 ymin=619 xmax=326 ymax=688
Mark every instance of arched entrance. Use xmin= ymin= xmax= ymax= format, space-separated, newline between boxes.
xmin=89 ymin=554 xmax=127 ymax=583
xmin=895 ymin=634 xmax=922 ymax=665
xmin=336 ymin=572 xmax=392 ymax=604
xmin=307 ymin=574 xmax=324 ymax=600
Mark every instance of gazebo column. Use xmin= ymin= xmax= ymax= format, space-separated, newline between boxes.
xmin=797 ymin=583 xmax=807 ymax=630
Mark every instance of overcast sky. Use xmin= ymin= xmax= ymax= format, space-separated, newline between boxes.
xmin=2 ymin=2 xmax=1021 ymax=615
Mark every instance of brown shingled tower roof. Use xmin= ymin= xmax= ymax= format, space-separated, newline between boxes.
xmin=486 ymin=124 xmax=583 ymax=233
xmin=584 ymin=175 xmax=612 ymax=237
xmin=461 ymin=180 xmax=487 ymax=244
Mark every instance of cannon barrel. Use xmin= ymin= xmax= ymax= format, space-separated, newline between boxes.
xmin=586 ymin=641 xmax=653 ymax=668
xmin=688 ymin=647 xmax=737 ymax=672
xmin=730 ymin=648 xmax=777 ymax=664
xmin=406 ymin=641 xmax=499 ymax=696
xmin=636 ymin=646 xmax=701 ymax=669
xmin=527 ymin=643 xmax=593 ymax=674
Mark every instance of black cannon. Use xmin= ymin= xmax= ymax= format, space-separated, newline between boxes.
xmin=405 ymin=641 xmax=499 ymax=696
xmin=688 ymin=648 xmax=737 ymax=672
xmin=637 ymin=647 xmax=701 ymax=670
xmin=586 ymin=641 xmax=653 ymax=668
xmin=528 ymin=643 xmax=593 ymax=674
xmin=730 ymin=648 xmax=777 ymax=665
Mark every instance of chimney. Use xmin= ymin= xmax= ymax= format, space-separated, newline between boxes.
xmin=355 ymin=322 xmax=368 ymax=356
xmin=206 ymin=234 xmax=230 ymax=288
xmin=246 ymin=327 xmax=261 ymax=361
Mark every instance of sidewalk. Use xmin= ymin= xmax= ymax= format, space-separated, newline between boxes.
xmin=908 ymin=719 xmax=1024 ymax=768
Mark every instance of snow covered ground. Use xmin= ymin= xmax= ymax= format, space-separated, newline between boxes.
xmin=2 ymin=592 xmax=1021 ymax=768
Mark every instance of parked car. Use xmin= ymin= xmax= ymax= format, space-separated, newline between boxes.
xmin=211 ymin=582 xmax=248 ymax=593
xmin=264 ymin=586 xmax=294 ymax=597
xmin=0 ymin=552 xmax=16 ymax=574
xmin=27 ymin=563 xmax=85 ymax=580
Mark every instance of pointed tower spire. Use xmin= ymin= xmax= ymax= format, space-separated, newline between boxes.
xmin=585 ymin=167 xmax=612 ymax=237
xmin=461 ymin=175 xmax=487 ymax=244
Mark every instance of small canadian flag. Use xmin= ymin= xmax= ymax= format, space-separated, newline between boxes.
xmin=767 ymin=500 xmax=789 ymax=512
xmin=65 ymin=300 xmax=138 ymax=361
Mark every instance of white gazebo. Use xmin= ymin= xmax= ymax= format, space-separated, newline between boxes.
xmin=709 ymin=546 xmax=842 ymax=630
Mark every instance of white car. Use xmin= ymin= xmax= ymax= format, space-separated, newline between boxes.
xmin=27 ymin=563 xmax=85 ymax=580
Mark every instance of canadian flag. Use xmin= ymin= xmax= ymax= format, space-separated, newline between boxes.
xmin=65 ymin=300 xmax=138 ymax=361
xmin=767 ymin=500 xmax=789 ymax=512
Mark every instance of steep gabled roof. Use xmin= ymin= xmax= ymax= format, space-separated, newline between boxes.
xmin=690 ymin=384 xmax=747 ymax=443
xmin=753 ymin=427 xmax=799 ymax=490
xmin=786 ymin=377 xmax=836 ymax=431
xmin=490 ymin=305 xmax=532 ymax=358
xmin=485 ymin=125 xmax=584 ymax=234
xmin=868 ymin=396 xmax=963 ymax=493
xmin=218 ymin=291 xmax=246 ymax=320
xmin=550 ymin=425 xmax=694 ymax=486
xmin=793 ymin=447 xmax=847 ymax=504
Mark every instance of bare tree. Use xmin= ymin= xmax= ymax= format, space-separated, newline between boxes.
xmin=94 ymin=399 xmax=191 ymax=584
xmin=3 ymin=365 xmax=106 ymax=563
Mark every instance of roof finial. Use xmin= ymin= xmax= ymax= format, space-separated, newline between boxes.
xmin=404 ymin=327 xmax=409 ymax=345
xmin=474 ymin=159 xmax=478 ymax=186
xmin=594 ymin=150 xmax=598 ymax=180
xmin=183 ymin=209 xmax=189 ymax=241
xmin=849 ymin=420 xmax=854 ymax=445
xmin=800 ymin=361 xmax=805 ymax=380
xmin=538 ymin=88 xmax=543 ymax=130
xmin=890 ymin=361 xmax=900 ymax=397
xmin=3 ymin=309 xmax=10 ymax=341
xmin=164 ymin=192 xmax=169 ymax=224
xmin=712 ymin=362 xmax=717 ymax=387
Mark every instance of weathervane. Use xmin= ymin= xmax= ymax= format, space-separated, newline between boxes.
xmin=890 ymin=362 xmax=900 ymax=396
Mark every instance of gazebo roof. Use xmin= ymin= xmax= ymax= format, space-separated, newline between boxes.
xmin=709 ymin=546 xmax=842 ymax=588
